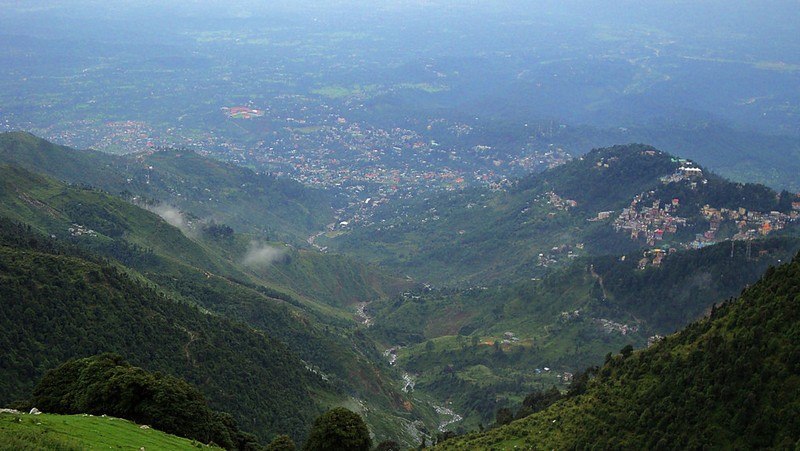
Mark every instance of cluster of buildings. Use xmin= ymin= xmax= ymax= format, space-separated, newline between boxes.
xmin=647 ymin=335 xmax=665 ymax=347
xmin=612 ymin=161 xmax=800 ymax=254
xmin=544 ymin=191 xmax=578 ymax=211
xmin=560 ymin=309 xmax=582 ymax=322
xmin=636 ymin=248 xmax=673 ymax=270
xmin=693 ymin=204 xmax=799 ymax=248
xmin=513 ymin=146 xmax=571 ymax=173
xmin=558 ymin=372 xmax=574 ymax=383
xmin=260 ymin=120 xmax=517 ymax=194
xmin=613 ymin=195 xmax=687 ymax=246
xmin=594 ymin=318 xmax=639 ymax=335
xmin=501 ymin=331 xmax=520 ymax=345
xmin=15 ymin=89 xmax=576 ymax=230
xmin=68 ymin=224 xmax=97 ymax=238
xmin=659 ymin=163 xmax=704 ymax=185
xmin=93 ymin=120 xmax=157 ymax=151
xmin=537 ymin=243 xmax=581 ymax=268
xmin=222 ymin=106 xmax=265 ymax=119
xmin=561 ymin=311 xmax=640 ymax=337
xmin=31 ymin=119 xmax=161 ymax=154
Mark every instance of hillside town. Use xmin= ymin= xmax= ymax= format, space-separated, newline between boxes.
xmin=613 ymin=195 xmax=687 ymax=245
xmin=613 ymin=162 xmax=800 ymax=253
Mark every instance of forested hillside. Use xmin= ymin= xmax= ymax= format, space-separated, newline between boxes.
xmin=365 ymin=237 xmax=800 ymax=427
xmin=438 ymin=252 xmax=800 ymax=449
xmin=0 ymin=162 xmax=393 ymax=316
xmin=0 ymin=168 xmax=424 ymax=446
xmin=0 ymin=219 xmax=324 ymax=442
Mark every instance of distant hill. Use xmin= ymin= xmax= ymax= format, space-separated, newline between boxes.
xmin=0 ymin=131 xmax=332 ymax=243
xmin=537 ymin=122 xmax=800 ymax=192
xmin=328 ymin=144 xmax=799 ymax=285
xmin=438 ymin=251 xmax=800 ymax=449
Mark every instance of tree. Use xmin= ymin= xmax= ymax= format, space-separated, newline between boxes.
xmin=303 ymin=407 xmax=371 ymax=451
xmin=266 ymin=435 xmax=296 ymax=451
xmin=620 ymin=344 xmax=634 ymax=359
xmin=495 ymin=407 xmax=514 ymax=426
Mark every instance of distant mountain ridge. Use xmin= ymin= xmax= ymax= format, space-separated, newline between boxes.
xmin=0 ymin=131 xmax=332 ymax=244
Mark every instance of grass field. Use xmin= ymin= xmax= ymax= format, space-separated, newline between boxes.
xmin=0 ymin=412 xmax=222 ymax=451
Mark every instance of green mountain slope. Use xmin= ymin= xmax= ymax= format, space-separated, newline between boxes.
xmin=0 ymin=162 xmax=236 ymax=277
xmin=438 ymin=252 xmax=800 ymax=449
xmin=0 ymin=131 xmax=332 ymax=243
xmin=0 ymin=220 xmax=324 ymax=442
xmin=0 ymin=158 xmax=402 ymax=324
xmin=0 ymin=412 xmax=223 ymax=451
xmin=0 ymin=133 xmax=404 ymax=312
xmin=0 ymin=166 xmax=425 ymax=445
xmin=328 ymin=144 xmax=799 ymax=285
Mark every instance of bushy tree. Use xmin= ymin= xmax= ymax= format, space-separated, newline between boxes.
xmin=303 ymin=407 xmax=371 ymax=451
xmin=29 ymin=354 xmax=259 ymax=450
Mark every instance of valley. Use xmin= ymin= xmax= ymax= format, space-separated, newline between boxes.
xmin=1 ymin=2 xmax=799 ymax=449
xmin=1 ymin=131 xmax=799 ymax=448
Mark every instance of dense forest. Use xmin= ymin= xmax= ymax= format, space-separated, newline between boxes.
xmin=0 ymin=158 xmax=425 ymax=442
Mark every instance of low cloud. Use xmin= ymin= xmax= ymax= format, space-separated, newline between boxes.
xmin=145 ymin=204 xmax=195 ymax=237
xmin=242 ymin=241 xmax=287 ymax=268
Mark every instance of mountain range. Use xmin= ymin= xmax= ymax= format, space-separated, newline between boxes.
xmin=1 ymin=133 xmax=799 ymax=448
